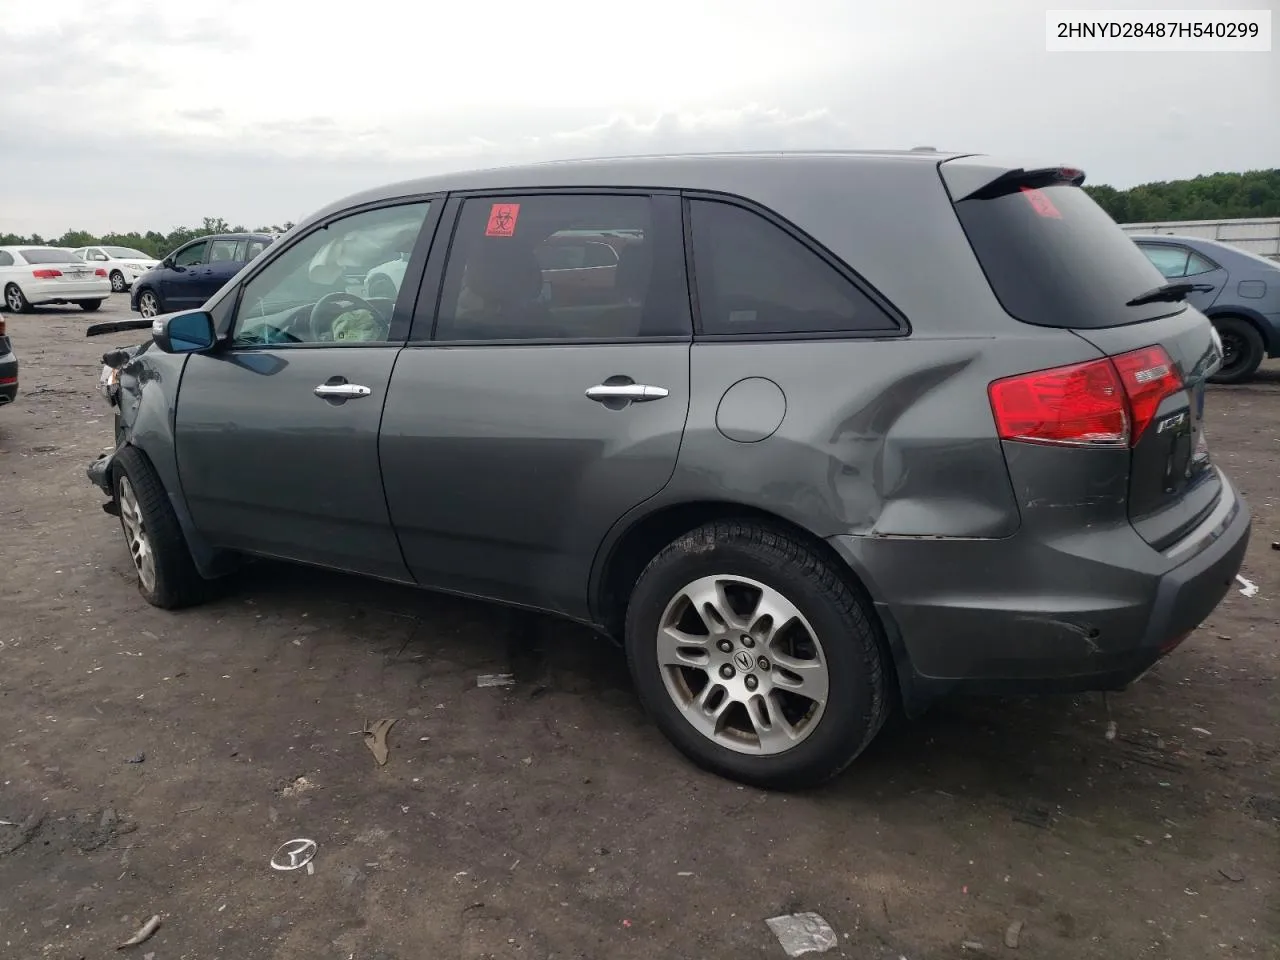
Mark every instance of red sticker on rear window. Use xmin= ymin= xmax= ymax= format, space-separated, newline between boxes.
xmin=1020 ymin=186 xmax=1062 ymax=219
xmin=485 ymin=203 xmax=520 ymax=237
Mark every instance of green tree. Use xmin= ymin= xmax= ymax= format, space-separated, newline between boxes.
xmin=1087 ymin=169 xmax=1280 ymax=222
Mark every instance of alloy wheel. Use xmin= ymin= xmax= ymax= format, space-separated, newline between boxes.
xmin=656 ymin=575 xmax=829 ymax=755
xmin=118 ymin=476 xmax=157 ymax=592
xmin=5 ymin=286 xmax=23 ymax=312
xmin=111 ymin=272 xmax=126 ymax=293
xmin=139 ymin=292 xmax=159 ymax=317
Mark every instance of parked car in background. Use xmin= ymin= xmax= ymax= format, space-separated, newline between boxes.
xmin=73 ymin=245 xmax=160 ymax=293
xmin=130 ymin=233 xmax=274 ymax=317
xmin=1 ymin=246 xmax=111 ymax=313
xmin=87 ymin=151 xmax=1249 ymax=789
xmin=1132 ymin=234 xmax=1280 ymax=384
xmin=0 ymin=312 xmax=17 ymax=406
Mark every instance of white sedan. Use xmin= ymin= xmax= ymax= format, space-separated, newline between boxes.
xmin=0 ymin=246 xmax=112 ymax=313
xmin=73 ymin=244 xmax=160 ymax=293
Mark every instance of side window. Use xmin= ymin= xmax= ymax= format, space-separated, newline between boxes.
xmin=73 ymin=248 xmax=86 ymax=259
xmin=231 ymin=201 xmax=430 ymax=347
xmin=1139 ymin=243 xmax=1191 ymax=279
xmin=435 ymin=194 xmax=687 ymax=342
xmin=1185 ymin=251 xmax=1217 ymax=277
xmin=173 ymin=241 xmax=208 ymax=267
xmin=688 ymin=199 xmax=898 ymax=336
xmin=208 ymin=239 xmax=240 ymax=263
xmin=0 ymin=251 xmax=13 ymax=267
xmin=245 ymin=239 xmax=268 ymax=260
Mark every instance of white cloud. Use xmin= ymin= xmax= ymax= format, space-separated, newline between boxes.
xmin=0 ymin=0 xmax=1275 ymax=235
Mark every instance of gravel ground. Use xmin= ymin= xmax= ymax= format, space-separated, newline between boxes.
xmin=1 ymin=296 xmax=1276 ymax=959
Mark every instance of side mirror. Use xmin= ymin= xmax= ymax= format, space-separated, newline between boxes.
xmin=152 ymin=310 xmax=216 ymax=354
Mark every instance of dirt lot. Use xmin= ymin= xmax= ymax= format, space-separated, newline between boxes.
xmin=0 ymin=296 xmax=1276 ymax=960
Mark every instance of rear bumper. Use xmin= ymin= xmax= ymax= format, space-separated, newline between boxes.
xmin=0 ymin=349 xmax=17 ymax=405
xmin=828 ymin=470 xmax=1252 ymax=707
xmin=24 ymin=278 xmax=111 ymax=303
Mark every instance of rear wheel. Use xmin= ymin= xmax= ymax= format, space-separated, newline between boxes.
xmin=137 ymin=289 xmax=161 ymax=318
xmin=624 ymin=520 xmax=890 ymax=789
xmin=110 ymin=270 xmax=127 ymax=293
xmin=4 ymin=283 xmax=32 ymax=314
xmin=78 ymin=299 xmax=103 ymax=312
xmin=112 ymin=446 xmax=210 ymax=609
xmin=1209 ymin=316 xmax=1264 ymax=385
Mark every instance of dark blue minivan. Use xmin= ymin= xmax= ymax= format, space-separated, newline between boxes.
xmin=131 ymin=233 xmax=274 ymax=317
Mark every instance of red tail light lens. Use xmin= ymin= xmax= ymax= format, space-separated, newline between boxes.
xmin=0 ymin=316 xmax=6 ymax=336
xmin=1112 ymin=346 xmax=1182 ymax=441
xmin=32 ymin=269 xmax=62 ymax=279
xmin=989 ymin=346 xmax=1182 ymax=448
xmin=95 ymin=268 xmax=108 ymax=277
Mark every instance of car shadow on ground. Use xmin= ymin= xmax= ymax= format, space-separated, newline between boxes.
xmin=198 ymin=556 xmax=1174 ymax=826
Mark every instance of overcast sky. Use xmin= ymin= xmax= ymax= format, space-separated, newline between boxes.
xmin=1 ymin=0 xmax=1275 ymax=237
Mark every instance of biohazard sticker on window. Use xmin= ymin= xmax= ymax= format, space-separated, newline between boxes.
xmin=1019 ymin=186 xmax=1062 ymax=219
xmin=485 ymin=203 xmax=521 ymax=237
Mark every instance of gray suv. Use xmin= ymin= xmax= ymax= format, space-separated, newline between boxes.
xmin=85 ymin=151 xmax=1252 ymax=789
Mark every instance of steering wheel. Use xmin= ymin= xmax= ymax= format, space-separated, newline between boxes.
xmin=307 ymin=291 xmax=386 ymax=342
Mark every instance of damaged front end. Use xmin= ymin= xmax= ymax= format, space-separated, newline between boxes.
xmin=85 ymin=317 xmax=153 ymax=506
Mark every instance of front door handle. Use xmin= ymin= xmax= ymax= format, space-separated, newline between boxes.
xmin=585 ymin=383 xmax=669 ymax=403
xmin=314 ymin=383 xmax=372 ymax=399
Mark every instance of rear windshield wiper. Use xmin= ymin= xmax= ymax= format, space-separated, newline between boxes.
xmin=1126 ymin=281 xmax=1215 ymax=307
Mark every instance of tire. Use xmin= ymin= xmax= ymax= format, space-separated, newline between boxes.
xmin=112 ymin=445 xmax=210 ymax=610
xmin=110 ymin=270 xmax=127 ymax=293
xmin=78 ymin=299 xmax=103 ymax=312
xmin=624 ymin=520 xmax=890 ymax=790
xmin=4 ymin=283 xmax=32 ymax=314
xmin=137 ymin=289 xmax=161 ymax=318
xmin=1209 ymin=316 xmax=1264 ymax=385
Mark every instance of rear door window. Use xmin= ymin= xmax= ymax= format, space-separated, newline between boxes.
xmin=687 ymin=199 xmax=900 ymax=337
xmin=208 ymin=239 xmax=241 ymax=263
xmin=951 ymin=182 xmax=1176 ymax=329
xmin=433 ymin=194 xmax=689 ymax=342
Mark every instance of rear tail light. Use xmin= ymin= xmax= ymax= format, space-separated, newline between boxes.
xmin=32 ymin=269 xmax=62 ymax=279
xmin=989 ymin=345 xmax=1182 ymax=448
xmin=95 ymin=268 xmax=108 ymax=277
xmin=0 ymin=316 xmax=6 ymax=336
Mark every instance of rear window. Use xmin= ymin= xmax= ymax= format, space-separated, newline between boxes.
xmin=20 ymin=248 xmax=81 ymax=264
xmin=952 ymin=183 xmax=1177 ymax=329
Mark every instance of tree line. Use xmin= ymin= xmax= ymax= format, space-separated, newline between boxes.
xmin=0 ymin=218 xmax=295 ymax=259
xmin=2 ymin=169 xmax=1277 ymax=253
xmin=1084 ymin=169 xmax=1280 ymax=223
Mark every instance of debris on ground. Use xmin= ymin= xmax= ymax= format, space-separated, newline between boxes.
xmin=269 ymin=838 xmax=318 ymax=872
xmin=362 ymin=718 xmax=398 ymax=766
xmin=477 ymin=673 xmax=515 ymax=688
xmin=1235 ymin=574 xmax=1258 ymax=597
xmin=1005 ymin=920 xmax=1023 ymax=948
xmin=961 ymin=941 xmax=985 ymax=952
xmin=1218 ymin=864 xmax=1245 ymax=882
xmin=280 ymin=776 xmax=314 ymax=798
xmin=1191 ymin=727 xmax=1212 ymax=736
xmin=765 ymin=912 xmax=838 ymax=956
xmin=126 ymin=752 xmax=145 ymax=764
xmin=117 ymin=914 xmax=161 ymax=949
xmin=1105 ymin=720 xmax=1118 ymax=741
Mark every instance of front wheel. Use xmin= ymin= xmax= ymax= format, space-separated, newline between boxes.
xmin=112 ymin=446 xmax=211 ymax=609
xmin=1209 ymin=316 xmax=1264 ymax=385
xmin=137 ymin=289 xmax=161 ymax=318
xmin=624 ymin=520 xmax=890 ymax=789
xmin=78 ymin=299 xmax=103 ymax=312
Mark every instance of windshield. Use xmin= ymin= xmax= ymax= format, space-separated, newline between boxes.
xmin=952 ymin=182 xmax=1180 ymax=329
xmin=20 ymin=248 xmax=82 ymax=264
xmin=104 ymin=246 xmax=150 ymax=259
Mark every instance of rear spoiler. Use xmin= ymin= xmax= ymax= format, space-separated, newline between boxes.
xmin=85 ymin=318 xmax=153 ymax=338
xmin=941 ymin=159 xmax=1087 ymax=202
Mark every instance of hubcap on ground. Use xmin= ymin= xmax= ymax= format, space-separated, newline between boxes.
xmin=656 ymin=574 xmax=830 ymax=756
xmin=5 ymin=288 xmax=21 ymax=312
xmin=139 ymin=293 xmax=158 ymax=317
xmin=118 ymin=477 xmax=156 ymax=592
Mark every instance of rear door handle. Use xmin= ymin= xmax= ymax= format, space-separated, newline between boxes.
xmin=314 ymin=383 xmax=372 ymax=399
xmin=585 ymin=383 xmax=669 ymax=403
